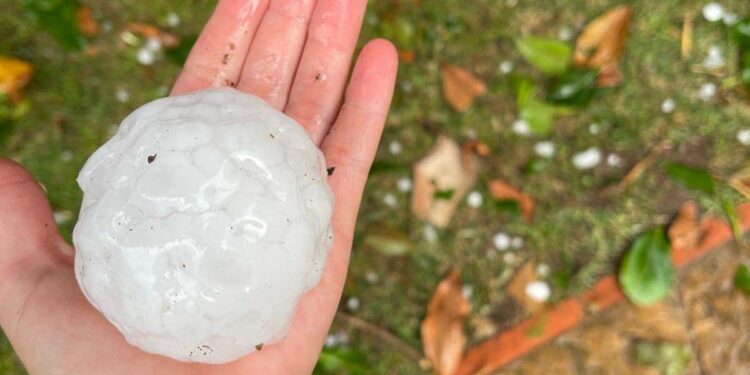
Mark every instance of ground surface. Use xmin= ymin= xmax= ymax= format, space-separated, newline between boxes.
xmin=2 ymin=0 xmax=750 ymax=374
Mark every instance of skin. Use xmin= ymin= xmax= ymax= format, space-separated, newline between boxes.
xmin=0 ymin=0 xmax=398 ymax=373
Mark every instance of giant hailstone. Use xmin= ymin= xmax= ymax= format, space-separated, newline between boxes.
xmin=73 ymin=88 xmax=334 ymax=364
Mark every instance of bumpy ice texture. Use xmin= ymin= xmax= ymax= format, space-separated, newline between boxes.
xmin=73 ymin=88 xmax=334 ymax=364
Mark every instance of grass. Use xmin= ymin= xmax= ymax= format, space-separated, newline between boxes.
xmin=2 ymin=0 xmax=750 ymax=373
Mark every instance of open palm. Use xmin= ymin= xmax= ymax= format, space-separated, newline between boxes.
xmin=0 ymin=0 xmax=397 ymax=373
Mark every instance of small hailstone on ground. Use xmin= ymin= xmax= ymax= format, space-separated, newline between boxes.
xmin=510 ymin=236 xmax=523 ymax=249
xmin=324 ymin=334 xmax=338 ymax=348
xmin=702 ymin=2 xmax=724 ymax=22
xmin=737 ymin=129 xmax=750 ymax=145
xmin=502 ymin=252 xmax=517 ymax=265
xmin=466 ymin=191 xmax=483 ymax=208
xmin=101 ymin=20 xmax=113 ymax=33
xmin=388 ymin=140 xmax=402 ymax=155
xmin=382 ymin=193 xmax=398 ymax=208
xmin=53 ymin=210 xmax=73 ymax=224
xmin=698 ymin=82 xmax=717 ymax=101
xmin=534 ymin=141 xmax=555 ymax=158
xmin=166 ymin=12 xmax=180 ymax=27
xmin=493 ymin=232 xmax=511 ymax=251
xmin=61 ymin=150 xmax=74 ymax=162
xmin=333 ymin=331 xmax=350 ymax=345
xmin=512 ymin=119 xmax=531 ymax=135
xmin=136 ymin=47 xmax=156 ymax=65
xmin=607 ymin=153 xmax=624 ymax=167
xmin=588 ymin=123 xmax=601 ymax=135
xmin=499 ymin=60 xmax=514 ymax=74
xmin=536 ymin=263 xmax=550 ymax=277
xmin=525 ymin=281 xmax=551 ymax=302
xmin=397 ymin=177 xmax=412 ymax=192
xmin=661 ymin=98 xmax=675 ymax=113
xmin=572 ymin=147 xmax=602 ymax=170
xmin=346 ymin=297 xmax=360 ymax=311
xmin=723 ymin=12 xmax=738 ymax=25
xmin=461 ymin=284 xmax=474 ymax=300
xmin=423 ymin=224 xmax=438 ymax=242
xmin=115 ymin=88 xmax=130 ymax=103
xmin=365 ymin=271 xmax=379 ymax=284
xmin=558 ymin=26 xmax=573 ymax=41
xmin=144 ymin=37 xmax=163 ymax=52
xmin=400 ymin=80 xmax=413 ymax=92
xmin=703 ymin=45 xmax=725 ymax=69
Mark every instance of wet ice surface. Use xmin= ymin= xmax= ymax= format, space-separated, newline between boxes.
xmin=73 ymin=88 xmax=334 ymax=364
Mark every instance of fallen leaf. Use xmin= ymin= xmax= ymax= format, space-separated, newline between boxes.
xmin=421 ymin=271 xmax=469 ymax=375
xmin=515 ymin=37 xmax=572 ymax=75
xmin=507 ymin=261 xmax=545 ymax=314
xmin=441 ymin=64 xmax=486 ymax=112
xmin=681 ymin=13 xmax=693 ymax=60
xmin=399 ymin=50 xmax=416 ymax=63
xmin=574 ymin=5 xmax=632 ymax=86
xmin=668 ymin=201 xmax=701 ymax=250
xmin=412 ymin=136 xmax=479 ymax=228
xmin=127 ymin=23 xmax=180 ymax=48
xmin=76 ymin=5 xmax=99 ymax=36
xmin=729 ymin=164 xmax=750 ymax=200
xmin=0 ymin=56 xmax=33 ymax=102
xmin=363 ymin=226 xmax=413 ymax=256
xmin=462 ymin=140 xmax=492 ymax=158
xmin=488 ymin=179 xmax=534 ymax=222
xmin=619 ymin=228 xmax=675 ymax=305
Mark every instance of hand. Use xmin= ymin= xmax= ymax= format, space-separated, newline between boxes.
xmin=0 ymin=0 xmax=398 ymax=373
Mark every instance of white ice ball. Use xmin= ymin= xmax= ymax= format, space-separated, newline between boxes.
xmin=73 ymin=88 xmax=334 ymax=364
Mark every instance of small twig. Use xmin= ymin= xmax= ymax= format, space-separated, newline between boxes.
xmin=335 ymin=312 xmax=423 ymax=362
xmin=599 ymin=139 xmax=672 ymax=198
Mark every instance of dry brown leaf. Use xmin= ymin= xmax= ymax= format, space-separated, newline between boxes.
xmin=127 ymin=23 xmax=180 ymax=48
xmin=506 ymin=261 xmax=545 ymax=314
xmin=668 ymin=201 xmax=701 ymax=250
xmin=441 ymin=63 xmax=486 ymax=112
xmin=421 ymin=271 xmax=469 ymax=375
xmin=412 ymin=136 xmax=479 ymax=228
xmin=730 ymin=165 xmax=750 ymax=200
xmin=574 ymin=5 xmax=632 ymax=87
xmin=76 ymin=6 xmax=100 ymax=36
xmin=462 ymin=140 xmax=492 ymax=158
xmin=488 ymin=179 xmax=534 ymax=222
xmin=0 ymin=56 xmax=33 ymax=102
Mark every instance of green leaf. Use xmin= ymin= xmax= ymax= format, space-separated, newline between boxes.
xmin=22 ymin=0 xmax=83 ymax=51
xmin=632 ymin=340 xmax=693 ymax=375
xmin=519 ymin=100 xmax=571 ymax=135
xmin=734 ymin=265 xmax=750 ymax=295
xmin=619 ymin=228 xmax=675 ymax=305
xmin=434 ymin=189 xmax=455 ymax=200
xmin=510 ymin=75 xmax=537 ymax=108
xmin=664 ymin=162 xmax=716 ymax=195
xmin=546 ymin=69 xmax=599 ymax=107
xmin=515 ymin=37 xmax=572 ymax=75
xmin=368 ymin=160 xmax=408 ymax=175
xmin=166 ymin=34 xmax=198 ymax=65
xmin=729 ymin=18 xmax=750 ymax=47
xmin=314 ymin=347 xmax=368 ymax=375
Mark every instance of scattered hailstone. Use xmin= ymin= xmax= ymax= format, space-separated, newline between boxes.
xmin=698 ymin=82 xmax=717 ymax=101
xmin=703 ymin=45 xmax=725 ymax=69
xmin=502 ymin=252 xmax=517 ymax=265
xmin=723 ymin=12 xmax=739 ymax=25
xmin=461 ymin=284 xmax=474 ymax=300
xmin=737 ymin=129 xmax=750 ymax=145
xmin=534 ymin=141 xmax=555 ymax=158
xmin=397 ymin=177 xmax=412 ymax=192
xmin=365 ymin=271 xmax=379 ymax=284
xmin=525 ymin=281 xmax=551 ymax=302
xmin=166 ymin=12 xmax=181 ymax=27
xmin=333 ymin=330 xmax=350 ymax=345
xmin=661 ymin=98 xmax=675 ymax=113
xmin=73 ymin=88 xmax=334 ymax=364
xmin=558 ymin=26 xmax=574 ymax=41
xmin=493 ymin=232 xmax=511 ymax=251
xmin=346 ymin=297 xmax=360 ymax=311
xmin=400 ymin=80 xmax=413 ymax=92
xmin=572 ymin=147 xmax=602 ymax=170
xmin=61 ymin=150 xmax=74 ymax=162
xmin=510 ymin=236 xmax=523 ymax=249
xmin=588 ymin=123 xmax=601 ymax=135
xmin=101 ymin=20 xmax=113 ymax=33
xmin=499 ymin=60 xmax=514 ymax=74
xmin=383 ymin=193 xmax=398 ymax=208
xmin=144 ymin=37 xmax=163 ymax=52
xmin=702 ymin=2 xmax=724 ymax=22
xmin=536 ymin=263 xmax=550 ymax=277
xmin=136 ymin=47 xmax=156 ymax=66
xmin=423 ymin=224 xmax=438 ymax=242
xmin=607 ymin=153 xmax=624 ymax=167
xmin=388 ymin=140 xmax=402 ymax=155
xmin=53 ymin=210 xmax=73 ymax=224
xmin=324 ymin=334 xmax=338 ymax=348
xmin=466 ymin=191 xmax=483 ymax=208
xmin=115 ymin=88 xmax=130 ymax=103
xmin=512 ymin=119 xmax=531 ymax=135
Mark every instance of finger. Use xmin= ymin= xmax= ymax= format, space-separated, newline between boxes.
xmin=283 ymin=0 xmax=369 ymax=145
xmin=171 ymin=0 xmax=270 ymax=95
xmin=235 ymin=0 xmax=318 ymax=109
